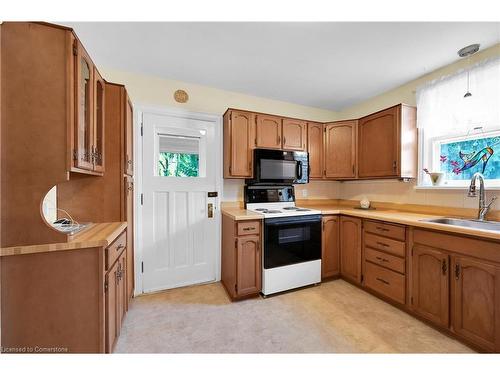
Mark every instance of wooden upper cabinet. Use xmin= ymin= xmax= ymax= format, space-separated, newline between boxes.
xmin=223 ymin=110 xmax=255 ymax=178
xmin=322 ymin=216 xmax=340 ymax=279
xmin=451 ymin=256 xmax=500 ymax=352
xmin=324 ymin=120 xmax=357 ymax=179
xmin=74 ymin=40 xmax=95 ymax=171
xmin=93 ymin=68 xmax=105 ymax=173
xmin=307 ymin=122 xmax=324 ymax=179
xmin=236 ymin=235 xmax=261 ymax=297
xmin=282 ymin=119 xmax=307 ymax=151
xmin=72 ymin=37 xmax=108 ymax=176
xmin=255 ymin=114 xmax=282 ymax=149
xmin=340 ymin=216 xmax=362 ymax=284
xmin=411 ymin=245 xmax=449 ymax=328
xmin=124 ymin=95 xmax=134 ymax=176
xmin=358 ymin=104 xmax=416 ymax=179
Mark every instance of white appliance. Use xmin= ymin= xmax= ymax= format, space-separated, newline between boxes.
xmin=245 ymin=185 xmax=322 ymax=296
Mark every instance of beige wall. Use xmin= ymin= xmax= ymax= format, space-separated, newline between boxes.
xmin=100 ymin=68 xmax=340 ymax=202
xmin=101 ymin=68 xmax=338 ymax=122
xmin=337 ymin=43 xmax=500 ymax=211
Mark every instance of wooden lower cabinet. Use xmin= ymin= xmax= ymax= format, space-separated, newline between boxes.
xmin=0 ymin=228 xmax=129 ymax=353
xmin=221 ymin=214 xmax=262 ymax=300
xmin=124 ymin=175 xmax=134 ymax=306
xmin=105 ymin=239 xmax=127 ymax=353
xmin=410 ymin=228 xmax=500 ymax=352
xmin=236 ymin=235 xmax=261 ymax=296
xmin=364 ymin=261 xmax=405 ymax=304
xmin=340 ymin=216 xmax=362 ymax=284
xmin=410 ymin=245 xmax=449 ymax=328
xmin=322 ymin=215 xmax=340 ymax=278
xmin=451 ymin=255 xmax=500 ymax=352
xmin=104 ymin=236 xmax=128 ymax=353
xmin=105 ymin=257 xmax=119 ymax=353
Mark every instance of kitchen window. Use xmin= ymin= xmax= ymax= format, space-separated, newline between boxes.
xmin=417 ymin=57 xmax=500 ymax=188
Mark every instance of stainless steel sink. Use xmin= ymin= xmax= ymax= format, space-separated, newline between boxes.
xmin=421 ymin=217 xmax=500 ymax=231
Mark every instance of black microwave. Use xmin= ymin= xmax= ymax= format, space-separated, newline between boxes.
xmin=246 ymin=149 xmax=309 ymax=185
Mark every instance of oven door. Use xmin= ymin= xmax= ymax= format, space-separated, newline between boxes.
xmin=264 ymin=215 xmax=322 ymax=269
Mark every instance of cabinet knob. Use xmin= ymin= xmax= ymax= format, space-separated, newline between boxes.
xmin=455 ymin=263 xmax=460 ymax=280
xmin=442 ymin=259 xmax=448 ymax=275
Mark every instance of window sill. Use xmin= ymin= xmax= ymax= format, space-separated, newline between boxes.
xmin=415 ymin=185 xmax=500 ymax=191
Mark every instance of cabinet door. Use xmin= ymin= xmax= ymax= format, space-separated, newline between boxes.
xmin=105 ymin=260 xmax=119 ymax=353
xmin=411 ymin=245 xmax=449 ymax=328
xmin=117 ymin=252 xmax=126 ymax=333
xmin=124 ymin=176 xmax=134 ymax=305
xmin=93 ymin=68 xmax=105 ymax=173
xmin=74 ymin=41 xmax=94 ymax=171
xmin=340 ymin=216 xmax=362 ymax=284
xmin=236 ymin=235 xmax=261 ymax=296
xmin=324 ymin=121 xmax=357 ymax=178
xmin=322 ymin=216 xmax=340 ymax=278
xmin=282 ymin=119 xmax=306 ymax=151
xmin=124 ymin=94 xmax=134 ymax=176
xmin=307 ymin=122 xmax=324 ymax=179
xmin=255 ymin=115 xmax=282 ymax=149
xmin=227 ymin=110 xmax=254 ymax=177
xmin=452 ymin=256 xmax=500 ymax=352
xmin=358 ymin=106 xmax=399 ymax=178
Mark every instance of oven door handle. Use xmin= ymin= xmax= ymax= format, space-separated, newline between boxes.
xmin=265 ymin=216 xmax=321 ymax=226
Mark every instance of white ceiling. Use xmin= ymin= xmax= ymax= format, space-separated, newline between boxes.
xmin=64 ymin=22 xmax=500 ymax=111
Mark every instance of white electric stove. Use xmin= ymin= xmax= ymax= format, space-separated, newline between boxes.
xmin=246 ymin=201 xmax=322 ymax=218
xmin=245 ymin=185 xmax=322 ymax=296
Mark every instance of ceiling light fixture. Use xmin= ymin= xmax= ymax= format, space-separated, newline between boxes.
xmin=458 ymin=44 xmax=480 ymax=98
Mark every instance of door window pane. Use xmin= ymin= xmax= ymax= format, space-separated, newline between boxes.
xmin=158 ymin=134 xmax=200 ymax=177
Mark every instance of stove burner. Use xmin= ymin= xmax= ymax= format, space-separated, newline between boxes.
xmin=254 ymin=208 xmax=268 ymax=211
xmin=266 ymin=210 xmax=282 ymax=214
xmin=283 ymin=207 xmax=298 ymax=210
xmin=296 ymin=208 xmax=310 ymax=211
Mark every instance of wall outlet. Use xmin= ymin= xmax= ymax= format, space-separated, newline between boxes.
xmin=301 ymin=189 xmax=308 ymax=197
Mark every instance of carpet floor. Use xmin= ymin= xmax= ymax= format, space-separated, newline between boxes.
xmin=114 ymin=279 xmax=473 ymax=353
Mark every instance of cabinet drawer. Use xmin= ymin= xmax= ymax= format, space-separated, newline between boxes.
xmin=364 ymin=220 xmax=405 ymax=241
xmin=364 ymin=248 xmax=405 ymax=274
xmin=364 ymin=232 xmax=405 ymax=257
xmin=364 ymin=261 xmax=405 ymax=304
xmin=106 ymin=231 xmax=127 ymax=271
xmin=237 ymin=221 xmax=260 ymax=236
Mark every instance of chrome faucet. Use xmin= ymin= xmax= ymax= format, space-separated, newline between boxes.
xmin=468 ymin=172 xmax=497 ymax=221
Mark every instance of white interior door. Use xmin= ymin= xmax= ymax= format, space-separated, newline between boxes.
xmin=141 ymin=111 xmax=220 ymax=293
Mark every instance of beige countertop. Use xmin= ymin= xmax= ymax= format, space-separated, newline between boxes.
xmin=221 ymin=206 xmax=265 ymax=221
xmin=0 ymin=222 xmax=127 ymax=257
xmin=222 ymin=202 xmax=500 ymax=242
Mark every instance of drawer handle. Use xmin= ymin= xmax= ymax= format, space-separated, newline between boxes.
xmin=116 ymin=244 xmax=125 ymax=251
xmin=376 ymin=277 xmax=390 ymax=285
xmin=376 ymin=242 xmax=389 ymax=247
xmin=243 ymin=227 xmax=256 ymax=231
xmin=376 ymin=227 xmax=389 ymax=232
xmin=375 ymin=256 xmax=389 ymax=263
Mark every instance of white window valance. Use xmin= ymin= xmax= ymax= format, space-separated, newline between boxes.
xmin=416 ymin=57 xmax=500 ymax=137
